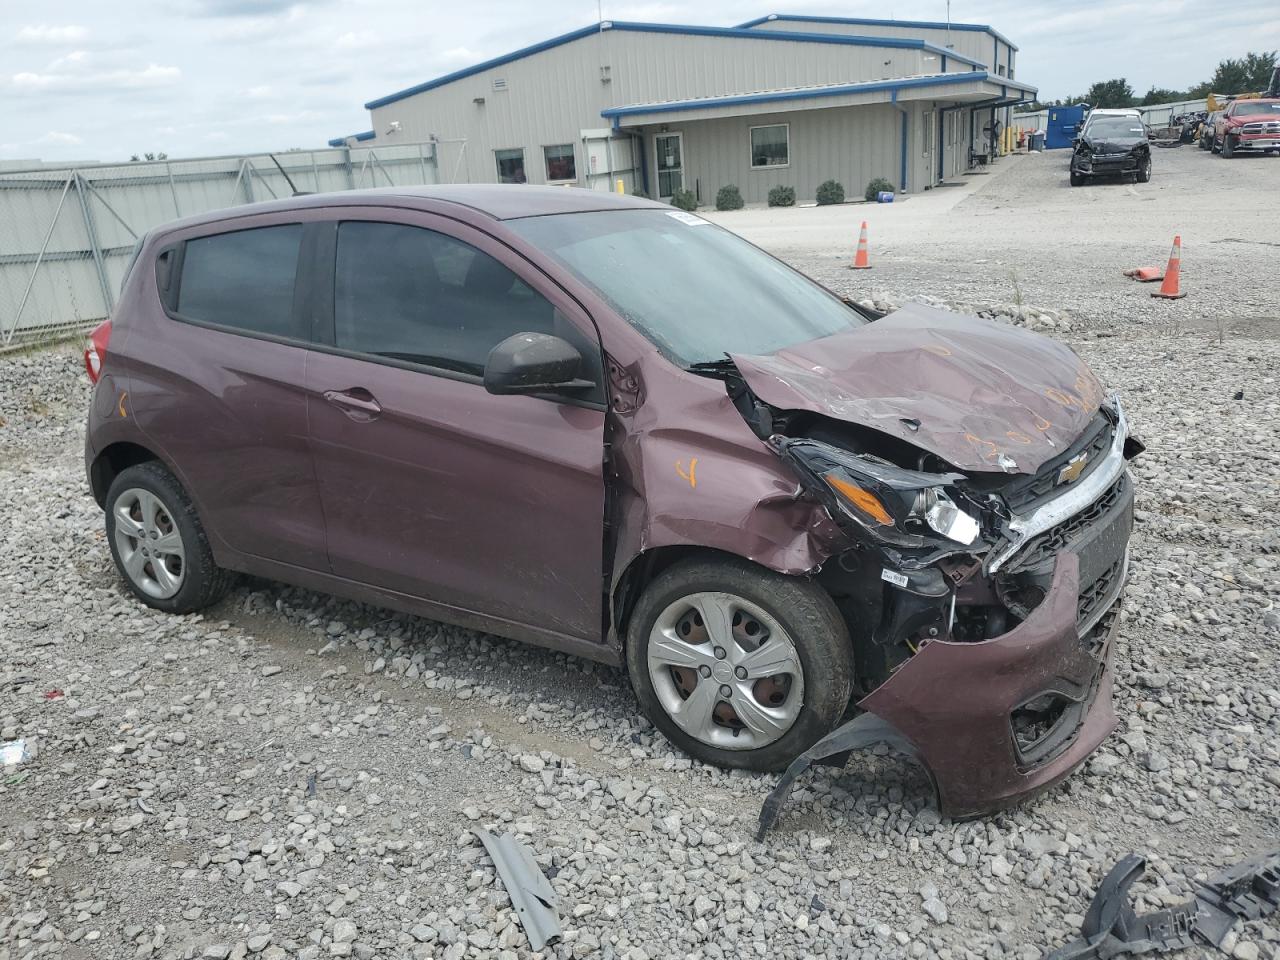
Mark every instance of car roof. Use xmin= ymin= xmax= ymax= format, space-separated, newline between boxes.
xmin=154 ymin=185 xmax=667 ymax=235
xmin=1087 ymin=108 xmax=1141 ymax=117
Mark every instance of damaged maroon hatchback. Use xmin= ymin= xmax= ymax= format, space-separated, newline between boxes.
xmin=84 ymin=186 xmax=1141 ymax=820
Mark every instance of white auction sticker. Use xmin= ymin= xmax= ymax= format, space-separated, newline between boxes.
xmin=666 ymin=211 xmax=709 ymax=226
xmin=880 ymin=568 xmax=909 ymax=588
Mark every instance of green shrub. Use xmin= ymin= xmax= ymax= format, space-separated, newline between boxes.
xmin=816 ymin=179 xmax=845 ymax=205
xmin=767 ymin=185 xmax=796 ymax=207
xmin=715 ymin=184 xmax=744 ymax=211
xmin=865 ymin=177 xmax=895 ymax=201
xmin=671 ymin=189 xmax=697 ymax=211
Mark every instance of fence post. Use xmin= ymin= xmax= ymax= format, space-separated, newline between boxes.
xmin=166 ymin=161 xmax=182 ymax=217
xmin=2 ymin=174 xmax=75 ymax=346
xmin=73 ymin=172 xmax=115 ymax=319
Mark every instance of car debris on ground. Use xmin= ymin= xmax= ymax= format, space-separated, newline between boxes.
xmin=472 ymin=828 xmax=562 ymax=952
xmin=1043 ymin=848 xmax=1280 ymax=959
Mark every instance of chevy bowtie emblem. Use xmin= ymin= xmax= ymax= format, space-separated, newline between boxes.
xmin=1057 ymin=453 xmax=1089 ymax=485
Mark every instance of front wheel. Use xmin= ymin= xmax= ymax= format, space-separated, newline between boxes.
xmin=1069 ymin=169 xmax=1085 ymax=186
xmin=105 ymin=462 xmax=232 ymax=614
xmin=626 ymin=557 xmax=854 ymax=772
xmin=1136 ymin=155 xmax=1152 ymax=183
xmin=1222 ymin=136 xmax=1235 ymax=158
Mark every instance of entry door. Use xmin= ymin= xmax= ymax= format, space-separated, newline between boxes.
xmin=655 ymin=133 xmax=684 ymax=199
xmin=304 ymin=213 xmax=608 ymax=642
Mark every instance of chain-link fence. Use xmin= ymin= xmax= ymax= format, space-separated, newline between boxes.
xmin=0 ymin=141 xmax=440 ymax=348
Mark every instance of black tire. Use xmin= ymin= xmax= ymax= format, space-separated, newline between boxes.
xmin=1199 ymin=134 xmax=1210 ymax=151
xmin=1136 ymin=154 xmax=1152 ymax=183
xmin=105 ymin=461 xmax=232 ymax=614
xmin=625 ymin=556 xmax=854 ymax=772
xmin=1069 ymin=169 xmax=1085 ymax=186
xmin=1222 ymin=136 xmax=1235 ymax=158
xmin=1211 ymin=137 xmax=1221 ymax=154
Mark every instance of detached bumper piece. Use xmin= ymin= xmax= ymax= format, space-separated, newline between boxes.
xmin=473 ymin=828 xmax=562 ymax=952
xmin=1042 ymin=849 xmax=1280 ymax=960
xmin=758 ymin=552 xmax=1118 ymax=837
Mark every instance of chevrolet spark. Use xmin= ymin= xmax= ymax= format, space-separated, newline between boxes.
xmin=85 ymin=186 xmax=1140 ymax=818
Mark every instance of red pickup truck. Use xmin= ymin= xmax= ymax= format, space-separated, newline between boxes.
xmin=1213 ymin=98 xmax=1280 ymax=157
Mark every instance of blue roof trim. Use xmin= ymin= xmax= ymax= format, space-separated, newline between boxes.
xmin=601 ymin=71 xmax=1037 ymax=119
xmin=327 ymin=130 xmax=376 ymax=146
xmin=737 ymin=14 xmax=1018 ymax=53
xmin=363 ymin=20 xmax=984 ymax=109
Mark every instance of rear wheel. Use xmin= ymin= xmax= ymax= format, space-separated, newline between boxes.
xmin=105 ymin=462 xmax=232 ymax=614
xmin=626 ymin=557 xmax=853 ymax=772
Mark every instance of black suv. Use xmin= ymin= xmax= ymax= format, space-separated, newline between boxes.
xmin=1070 ymin=116 xmax=1152 ymax=185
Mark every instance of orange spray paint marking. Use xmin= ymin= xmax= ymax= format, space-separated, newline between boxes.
xmin=117 ymin=391 xmax=128 ymax=418
xmin=1044 ymin=387 xmax=1081 ymax=409
xmin=922 ymin=344 xmax=953 ymax=357
xmin=964 ymin=433 xmax=1002 ymax=460
xmin=1006 ymin=430 xmax=1034 ymax=445
xmin=1032 ymin=413 xmax=1053 ymax=432
xmin=676 ymin=458 xmax=698 ymax=489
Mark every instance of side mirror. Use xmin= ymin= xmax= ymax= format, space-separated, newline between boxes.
xmin=483 ymin=332 xmax=592 ymax=396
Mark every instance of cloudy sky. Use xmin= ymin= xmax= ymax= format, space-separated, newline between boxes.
xmin=2 ymin=0 xmax=1277 ymax=164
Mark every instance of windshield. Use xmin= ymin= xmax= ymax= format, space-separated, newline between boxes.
xmin=1235 ymin=101 xmax=1280 ymax=115
xmin=507 ymin=208 xmax=865 ymax=366
xmin=1086 ymin=117 xmax=1145 ymax=138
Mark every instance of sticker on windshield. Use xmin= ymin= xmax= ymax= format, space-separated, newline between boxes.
xmin=666 ymin=211 xmax=710 ymax=226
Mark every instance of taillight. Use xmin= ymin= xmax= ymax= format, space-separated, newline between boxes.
xmin=84 ymin=319 xmax=112 ymax=384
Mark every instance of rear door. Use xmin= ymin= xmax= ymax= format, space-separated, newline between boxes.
xmin=304 ymin=210 xmax=608 ymax=642
xmin=130 ymin=217 xmax=328 ymax=570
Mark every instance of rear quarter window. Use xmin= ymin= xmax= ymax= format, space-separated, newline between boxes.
xmin=175 ymin=224 xmax=303 ymax=339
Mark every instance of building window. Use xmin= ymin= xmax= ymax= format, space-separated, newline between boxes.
xmin=495 ymin=148 xmax=526 ymax=184
xmin=749 ymin=124 xmax=789 ymax=168
xmin=543 ymin=144 xmax=576 ymax=182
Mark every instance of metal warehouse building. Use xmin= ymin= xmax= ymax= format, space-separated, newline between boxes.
xmin=328 ymin=15 xmax=1034 ymax=205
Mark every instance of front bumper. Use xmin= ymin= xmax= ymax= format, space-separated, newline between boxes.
xmin=1074 ymin=154 xmax=1140 ymax=176
xmin=860 ymin=549 xmax=1120 ymax=817
xmin=1232 ymin=135 xmax=1280 ymax=151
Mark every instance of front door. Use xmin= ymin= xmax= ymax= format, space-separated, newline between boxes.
xmin=655 ymin=133 xmax=684 ymax=199
xmin=304 ymin=212 xmax=608 ymax=642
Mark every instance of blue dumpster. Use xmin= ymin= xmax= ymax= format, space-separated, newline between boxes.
xmin=1046 ymin=105 xmax=1088 ymax=149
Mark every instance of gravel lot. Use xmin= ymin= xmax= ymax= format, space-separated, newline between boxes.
xmin=3 ymin=145 xmax=1279 ymax=960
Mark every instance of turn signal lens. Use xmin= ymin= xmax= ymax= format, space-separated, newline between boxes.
xmin=824 ymin=473 xmax=893 ymax=526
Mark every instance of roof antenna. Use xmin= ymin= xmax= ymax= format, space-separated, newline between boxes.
xmin=946 ymin=0 xmax=951 ymax=48
xmin=268 ymin=153 xmax=308 ymax=196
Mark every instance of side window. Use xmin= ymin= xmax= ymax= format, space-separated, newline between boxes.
xmin=176 ymin=224 xmax=303 ymax=338
xmin=333 ymin=221 xmax=601 ymax=395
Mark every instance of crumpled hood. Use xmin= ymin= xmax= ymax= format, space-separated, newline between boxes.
xmin=730 ymin=302 xmax=1104 ymax=475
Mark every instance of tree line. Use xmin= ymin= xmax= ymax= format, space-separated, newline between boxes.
xmin=1018 ymin=50 xmax=1276 ymax=111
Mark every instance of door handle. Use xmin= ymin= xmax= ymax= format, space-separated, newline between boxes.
xmin=323 ymin=388 xmax=382 ymax=421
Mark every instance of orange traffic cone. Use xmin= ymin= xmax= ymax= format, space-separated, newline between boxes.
xmin=1122 ymin=266 xmax=1163 ymax=283
xmin=851 ymin=221 xmax=871 ymax=269
xmin=1151 ymin=236 xmax=1186 ymax=300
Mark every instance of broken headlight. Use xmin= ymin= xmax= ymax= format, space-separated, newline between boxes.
xmin=776 ymin=438 xmax=985 ymax=550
